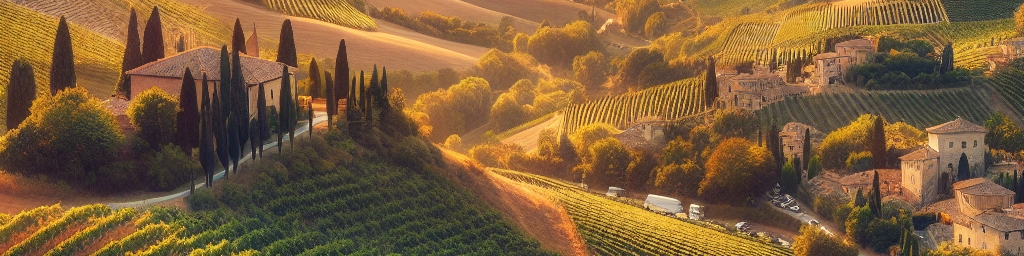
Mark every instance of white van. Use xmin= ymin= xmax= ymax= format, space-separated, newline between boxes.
xmin=606 ymin=187 xmax=625 ymax=197
xmin=643 ymin=194 xmax=684 ymax=214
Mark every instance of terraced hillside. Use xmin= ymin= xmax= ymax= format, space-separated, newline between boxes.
xmin=254 ymin=0 xmax=378 ymax=31
xmin=0 ymin=2 xmax=123 ymax=100
xmin=561 ymin=76 xmax=710 ymax=135
xmin=755 ymin=88 xmax=992 ymax=133
xmin=941 ymin=0 xmax=1024 ymax=22
xmin=982 ymin=69 xmax=1024 ymax=120
xmin=490 ymin=168 xmax=793 ymax=256
xmin=11 ymin=0 xmax=231 ymax=47
xmin=719 ymin=22 xmax=780 ymax=66
xmin=0 ymin=135 xmax=553 ymax=255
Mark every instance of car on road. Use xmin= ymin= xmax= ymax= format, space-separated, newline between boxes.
xmin=808 ymin=220 xmax=819 ymax=227
xmin=643 ymin=194 xmax=684 ymax=214
xmin=735 ymin=222 xmax=752 ymax=232
xmin=606 ymin=187 xmax=625 ymax=197
xmin=787 ymin=204 xmax=800 ymax=212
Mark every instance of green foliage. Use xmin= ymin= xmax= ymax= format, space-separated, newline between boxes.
xmin=846 ymin=151 xmax=873 ymax=173
xmin=3 ymin=204 xmax=110 ymax=256
xmin=865 ymin=217 xmax=903 ymax=253
xmin=50 ymin=16 xmax=78 ymax=96
xmin=528 ymin=21 xmax=605 ymax=68
xmin=807 ymin=155 xmax=822 ymax=179
xmin=47 ymin=208 xmax=136 ymax=256
xmin=573 ymin=51 xmax=609 ymax=88
xmin=877 ymin=37 xmax=934 ymax=57
xmin=129 ymin=87 xmax=179 ymax=150
xmin=985 ymin=112 xmax=1024 ymax=152
xmin=644 ymin=12 xmax=667 ymax=39
xmin=781 ymin=158 xmax=799 ymax=194
xmin=615 ymin=0 xmax=661 ymax=35
xmin=145 ymin=144 xmax=200 ymax=191
xmin=846 ymin=51 xmax=969 ymax=90
xmin=6 ymin=59 xmax=35 ymax=130
xmin=701 ymin=138 xmax=776 ymax=204
xmin=585 ymin=138 xmax=632 ymax=186
xmin=712 ymin=108 xmax=758 ymax=139
xmin=411 ymin=77 xmax=492 ymax=141
xmin=475 ymin=49 xmax=535 ymax=91
xmin=513 ymin=33 xmax=529 ymax=53
xmin=307 ymin=58 xmax=323 ymax=98
xmin=871 ymin=116 xmax=887 ymax=169
xmin=187 ymin=189 xmax=221 ymax=211
xmin=792 ymin=225 xmax=858 ymax=256
xmin=0 ymin=205 xmax=61 ymax=244
xmin=925 ymin=242 xmax=999 ymax=256
xmin=820 ymin=115 xmax=875 ymax=170
xmin=177 ymin=68 xmax=200 ymax=152
xmin=115 ymin=9 xmax=142 ymax=99
xmin=945 ymin=0 xmax=1024 ymax=22
xmin=845 ymin=205 xmax=873 ymax=244
xmin=0 ymin=87 xmax=124 ymax=183
xmin=655 ymin=160 xmax=703 ymax=197
xmin=912 ymin=212 xmax=938 ymax=230
xmin=369 ymin=7 xmax=515 ymax=50
xmin=231 ymin=18 xmax=246 ymax=54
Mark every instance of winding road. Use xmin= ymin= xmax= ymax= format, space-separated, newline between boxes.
xmin=107 ymin=113 xmax=328 ymax=209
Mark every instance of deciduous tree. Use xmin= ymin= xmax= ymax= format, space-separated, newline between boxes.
xmin=792 ymin=225 xmax=858 ymax=256
xmin=50 ymin=16 xmax=76 ymax=95
xmin=128 ymin=87 xmax=179 ymax=150
xmin=142 ymin=7 xmax=165 ymax=64
xmin=700 ymin=138 xmax=776 ymax=204
xmin=6 ymin=59 xmax=35 ymax=130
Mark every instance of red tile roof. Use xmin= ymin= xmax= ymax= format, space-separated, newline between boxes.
xmin=899 ymin=146 xmax=939 ymax=161
xmin=126 ymin=46 xmax=295 ymax=85
xmin=954 ymin=178 xmax=1015 ymax=196
xmin=925 ymin=117 xmax=987 ymax=134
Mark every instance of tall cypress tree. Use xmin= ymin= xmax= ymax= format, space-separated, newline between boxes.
xmin=227 ymin=113 xmax=240 ymax=174
xmin=335 ymin=40 xmax=349 ymax=102
xmin=940 ymin=43 xmax=954 ymax=75
xmin=704 ymin=56 xmax=717 ymax=108
xmin=367 ymin=65 xmax=379 ymax=122
xmin=347 ymin=76 xmax=357 ymax=122
xmin=359 ymin=70 xmax=366 ymax=114
xmin=871 ymin=170 xmax=882 ymax=218
xmin=308 ymin=101 xmax=313 ymax=138
xmin=379 ymin=67 xmax=390 ymax=117
xmin=249 ymin=119 xmax=258 ymax=160
xmin=50 ymin=16 xmax=76 ymax=96
xmin=213 ymin=87 xmax=229 ymax=181
xmin=142 ymin=7 xmax=165 ymax=64
xmin=308 ymin=59 xmax=322 ymax=98
xmin=7 ymin=59 xmax=35 ymax=130
xmin=231 ymin=18 xmax=247 ymax=54
xmin=871 ymin=115 xmax=887 ymax=169
xmin=278 ymin=65 xmax=293 ymax=151
xmin=219 ymin=46 xmax=232 ymax=125
xmin=115 ymin=8 xmax=143 ymax=99
xmin=275 ymin=20 xmax=297 ymax=67
xmin=231 ymin=50 xmax=249 ymax=155
xmin=199 ymin=74 xmax=215 ymax=187
xmin=957 ymin=153 xmax=970 ymax=181
xmin=325 ymin=72 xmax=335 ymax=129
xmin=803 ymin=128 xmax=811 ymax=171
xmin=257 ymin=82 xmax=268 ymax=158
xmin=177 ymin=68 xmax=200 ymax=153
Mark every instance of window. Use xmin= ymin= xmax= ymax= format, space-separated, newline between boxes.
xmin=950 ymin=142 xmax=954 ymax=148
xmin=975 ymin=140 xmax=978 ymax=147
xmin=983 ymin=226 xmax=986 ymax=233
xmin=969 ymin=238 xmax=971 ymax=245
xmin=271 ymin=90 xmax=274 ymax=100
xmin=1007 ymin=232 xmax=1010 ymax=240
xmin=959 ymin=234 xmax=963 ymax=243
xmin=962 ymin=141 xmax=967 ymax=148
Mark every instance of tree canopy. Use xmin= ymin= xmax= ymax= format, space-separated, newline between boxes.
xmin=700 ymin=138 xmax=776 ymax=204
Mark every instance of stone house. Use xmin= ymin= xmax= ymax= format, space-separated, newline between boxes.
xmin=125 ymin=46 xmax=297 ymax=119
xmin=813 ymin=38 xmax=877 ymax=85
xmin=901 ymin=117 xmax=988 ymax=207
xmin=779 ymin=122 xmax=824 ymax=159
xmin=945 ymin=178 xmax=1024 ymax=254
xmin=986 ymin=38 xmax=1024 ymax=71
xmin=718 ymin=72 xmax=809 ymax=111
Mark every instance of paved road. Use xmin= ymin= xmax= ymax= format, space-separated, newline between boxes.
xmin=769 ymin=201 xmax=880 ymax=256
xmin=107 ymin=113 xmax=328 ymax=209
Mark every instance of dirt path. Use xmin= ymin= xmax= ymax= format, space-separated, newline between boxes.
xmin=501 ymin=114 xmax=562 ymax=152
xmin=439 ymin=149 xmax=587 ymax=256
xmin=179 ymin=0 xmax=488 ymax=72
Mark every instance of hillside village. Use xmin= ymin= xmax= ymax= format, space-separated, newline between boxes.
xmin=1 ymin=0 xmax=1024 ymax=255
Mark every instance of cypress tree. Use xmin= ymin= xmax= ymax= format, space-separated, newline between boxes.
xmin=257 ymin=82 xmax=267 ymax=158
xmin=871 ymin=170 xmax=882 ymax=218
xmin=249 ymin=119 xmax=258 ymax=160
xmin=219 ymin=46 xmax=232 ymax=125
xmin=347 ymin=76 xmax=357 ymax=122
xmin=325 ymin=72 xmax=334 ymax=129
xmin=50 ymin=16 xmax=76 ymax=96
xmin=142 ymin=7 xmax=165 ymax=64
xmin=1015 ymin=170 xmax=1020 ymax=203
xmin=6 ymin=59 xmax=35 ymax=130
xmin=940 ymin=43 xmax=954 ymax=75
xmin=359 ymin=70 xmax=366 ymax=114
xmin=227 ymin=113 xmax=240 ymax=175
xmin=231 ymin=18 xmax=246 ymax=54
xmin=199 ymin=74 xmax=215 ymax=188
xmin=278 ymin=65 xmax=293 ymax=151
xmin=704 ymin=56 xmax=717 ymax=107
xmin=871 ymin=115 xmax=887 ymax=169
xmin=176 ymin=35 xmax=185 ymax=53
xmin=275 ymin=20 xmax=297 ymax=67
xmin=308 ymin=59 xmax=322 ymax=98
xmin=957 ymin=153 xmax=970 ymax=181
xmin=213 ymin=87 xmax=229 ymax=181
xmin=308 ymin=102 xmax=313 ymax=138
xmin=115 ymin=8 xmax=143 ymax=99
xmin=176 ymin=68 xmax=200 ymax=153
xmin=379 ymin=66 xmax=390 ymax=117
xmin=335 ymin=40 xmax=349 ymax=102
xmin=231 ymin=50 xmax=249 ymax=154
xmin=368 ymin=65 xmax=379 ymax=121
xmin=803 ymin=128 xmax=811 ymax=171
xmin=854 ymin=188 xmax=866 ymax=207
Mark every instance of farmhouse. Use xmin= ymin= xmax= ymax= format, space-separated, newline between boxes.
xmin=901 ymin=117 xmax=988 ymax=207
xmin=812 ymin=38 xmax=877 ymax=85
xmin=718 ymin=71 xmax=809 ymax=111
xmin=125 ymin=46 xmax=297 ymax=118
xmin=986 ymin=37 xmax=1024 ymax=71
xmin=778 ymin=122 xmax=823 ymax=159
xmin=927 ymin=179 xmax=1024 ymax=254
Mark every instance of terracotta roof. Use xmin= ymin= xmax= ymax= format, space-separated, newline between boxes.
xmin=126 ymin=46 xmax=295 ymax=85
xmin=813 ymin=52 xmax=842 ymax=60
xmin=955 ymin=178 xmax=1015 ymax=196
xmin=900 ymin=146 xmax=939 ymax=161
xmin=925 ymin=117 xmax=987 ymax=134
xmin=974 ymin=212 xmax=1024 ymax=232
xmin=838 ymin=169 xmax=901 ymax=187
xmin=732 ymin=72 xmax=783 ymax=81
xmin=835 ymin=39 xmax=874 ymax=48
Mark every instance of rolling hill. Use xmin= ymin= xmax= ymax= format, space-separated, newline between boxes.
xmin=561 ymin=76 xmax=711 ymax=135
xmin=251 ymin=0 xmax=378 ymax=31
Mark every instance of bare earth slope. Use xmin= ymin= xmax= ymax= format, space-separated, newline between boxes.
xmin=180 ymin=0 xmax=488 ymax=72
xmin=367 ymin=0 xmax=540 ymax=34
xmin=439 ymin=149 xmax=588 ymax=256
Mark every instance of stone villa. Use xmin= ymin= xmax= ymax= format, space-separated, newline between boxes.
xmin=926 ymin=178 xmax=1024 ymax=254
xmin=812 ymin=38 xmax=877 ymax=85
xmin=901 ymin=117 xmax=988 ymax=207
xmin=986 ymin=37 xmax=1024 ymax=71
xmin=717 ymin=71 xmax=809 ymax=111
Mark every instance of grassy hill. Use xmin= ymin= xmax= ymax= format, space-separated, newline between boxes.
xmin=0 ymin=133 xmax=554 ymax=255
xmin=252 ymin=0 xmax=378 ymax=31
xmin=983 ymin=69 xmax=1024 ymax=120
xmin=755 ymin=88 xmax=992 ymax=133
xmin=941 ymin=0 xmax=1024 ymax=22
xmin=490 ymin=168 xmax=794 ymax=256
xmin=561 ymin=76 xmax=710 ymax=135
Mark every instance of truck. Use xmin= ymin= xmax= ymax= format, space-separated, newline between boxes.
xmin=689 ymin=204 xmax=706 ymax=220
xmin=643 ymin=194 xmax=684 ymax=214
xmin=605 ymin=187 xmax=626 ymax=197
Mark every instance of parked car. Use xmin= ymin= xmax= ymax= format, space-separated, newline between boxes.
xmin=689 ymin=204 xmax=706 ymax=220
xmin=735 ymin=222 xmax=752 ymax=232
xmin=644 ymin=194 xmax=684 ymax=214
xmin=787 ymin=204 xmax=800 ymax=212
xmin=808 ymin=220 xmax=820 ymax=227
xmin=606 ymin=187 xmax=625 ymax=197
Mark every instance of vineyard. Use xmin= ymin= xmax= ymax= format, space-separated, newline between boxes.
xmin=560 ymin=76 xmax=710 ymax=135
xmin=941 ymin=0 xmax=1024 ymax=22
xmin=982 ymin=69 xmax=1024 ymax=120
xmin=257 ymin=0 xmax=378 ymax=31
xmin=755 ymin=88 xmax=991 ymax=133
xmin=0 ymin=134 xmax=553 ymax=255
xmin=489 ymin=168 xmax=793 ymax=256
xmin=719 ymin=22 xmax=780 ymax=65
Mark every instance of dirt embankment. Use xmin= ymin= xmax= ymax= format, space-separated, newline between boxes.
xmin=438 ymin=149 xmax=587 ymax=256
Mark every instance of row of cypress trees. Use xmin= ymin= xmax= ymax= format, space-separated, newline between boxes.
xmin=114 ymin=7 xmax=167 ymax=99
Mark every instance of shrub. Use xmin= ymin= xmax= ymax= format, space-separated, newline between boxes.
xmin=528 ymin=21 xmax=605 ymax=68
xmin=792 ymin=225 xmax=858 ymax=256
xmin=145 ymin=144 xmax=200 ymax=191
xmin=128 ymin=87 xmax=179 ymax=150
xmin=846 ymin=151 xmax=873 ymax=173
xmin=569 ymin=123 xmax=619 ymax=160
xmin=711 ymin=108 xmax=758 ymax=139
xmin=912 ymin=212 xmax=938 ymax=230
xmin=0 ymin=87 xmax=124 ymax=184
xmin=819 ymin=115 xmax=874 ymax=170
xmin=187 ymin=189 xmax=220 ymax=211
xmin=444 ymin=134 xmax=462 ymax=150
xmin=586 ymin=138 xmax=633 ymax=186
xmin=476 ymin=49 xmax=536 ymax=91
xmin=573 ymin=51 xmax=609 ymax=88
xmin=410 ymin=77 xmax=492 ymax=141
xmin=94 ymin=161 xmax=140 ymax=193
xmin=655 ymin=161 xmax=702 ymax=196
xmin=615 ymin=0 xmax=661 ymax=35
xmin=220 ymin=182 xmax=251 ymax=209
